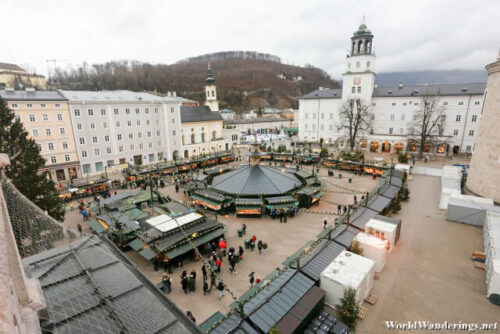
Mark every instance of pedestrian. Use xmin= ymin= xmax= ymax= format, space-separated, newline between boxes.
xmin=162 ymin=274 xmax=172 ymax=294
xmin=263 ymin=241 xmax=268 ymax=255
xmin=181 ymin=270 xmax=187 ymax=279
xmin=250 ymin=239 xmax=255 ymax=252
xmin=258 ymin=240 xmax=263 ymax=255
xmin=210 ymin=271 xmax=217 ymax=292
xmin=337 ymin=204 xmax=342 ymax=215
xmin=81 ymin=210 xmax=87 ymax=221
xmin=242 ymin=223 xmax=247 ymax=234
xmin=216 ymin=257 xmax=222 ymax=273
xmin=203 ymin=280 xmax=209 ymax=295
xmin=188 ymin=274 xmax=195 ymax=293
xmin=218 ymin=280 xmax=225 ymax=299
xmin=239 ymin=245 xmax=244 ymax=260
xmin=77 ymin=223 xmax=83 ymax=236
xmin=202 ymin=264 xmax=207 ymax=281
xmin=191 ymin=270 xmax=197 ymax=289
xmin=229 ymin=255 xmax=237 ymax=275
xmin=279 ymin=212 xmax=283 ymax=223
xmin=181 ymin=277 xmax=188 ymax=294
xmin=162 ymin=257 xmax=169 ymax=272
xmin=249 ymin=272 xmax=255 ymax=287
xmin=284 ymin=213 xmax=288 ymax=223
xmin=186 ymin=311 xmax=196 ymax=324
xmin=323 ymin=217 xmax=328 ymax=229
xmin=343 ymin=206 xmax=347 ymax=214
xmin=354 ymin=195 xmax=357 ymax=205
xmin=153 ymin=258 xmax=159 ymax=271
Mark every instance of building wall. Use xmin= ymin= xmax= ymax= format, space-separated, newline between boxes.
xmin=298 ymin=98 xmax=343 ymax=142
xmin=204 ymin=84 xmax=219 ymax=112
xmin=228 ymin=119 xmax=293 ymax=135
xmin=0 ymin=72 xmax=47 ymax=90
xmin=68 ymin=100 xmax=182 ymax=176
xmin=181 ymin=120 xmax=228 ymax=158
xmin=7 ymin=100 xmax=80 ymax=181
xmin=466 ymin=56 xmax=500 ymax=203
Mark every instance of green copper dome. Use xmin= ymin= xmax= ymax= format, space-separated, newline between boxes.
xmin=353 ymin=23 xmax=372 ymax=36
xmin=205 ymin=69 xmax=215 ymax=85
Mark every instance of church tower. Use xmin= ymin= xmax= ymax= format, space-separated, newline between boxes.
xmin=204 ymin=63 xmax=219 ymax=112
xmin=341 ymin=20 xmax=376 ymax=104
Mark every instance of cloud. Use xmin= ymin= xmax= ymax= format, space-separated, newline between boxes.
xmin=1 ymin=0 xmax=499 ymax=79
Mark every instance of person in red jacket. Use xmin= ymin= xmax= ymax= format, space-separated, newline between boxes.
xmin=216 ymin=257 xmax=222 ymax=273
xmin=218 ymin=238 xmax=227 ymax=256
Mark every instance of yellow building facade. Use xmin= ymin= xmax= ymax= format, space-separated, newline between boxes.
xmin=0 ymin=62 xmax=47 ymax=90
xmin=0 ymin=89 xmax=81 ymax=182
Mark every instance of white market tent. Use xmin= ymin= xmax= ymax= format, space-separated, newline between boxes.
xmin=483 ymin=211 xmax=500 ymax=304
xmin=146 ymin=214 xmax=172 ymax=227
xmin=354 ymin=233 xmax=387 ymax=273
xmin=439 ymin=166 xmax=463 ymax=210
xmin=394 ymin=164 xmax=411 ymax=175
xmin=366 ymin=218 xmax=398 ymax=253
xmin=155 ymin=212 xmax=203 ymax=233
xmin=320 ymin=250 xmax=375 ymax=309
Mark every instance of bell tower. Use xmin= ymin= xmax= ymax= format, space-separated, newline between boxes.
xmin=204 ymin=63 xmax=219 ymax=112
xmin=342 ymin=18 xmax=376 ymax=104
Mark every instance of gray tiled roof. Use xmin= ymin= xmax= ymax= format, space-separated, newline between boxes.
xmin=22 ymin=236 xmax=202 ymax=334
xmin=211 ymin=165 xmax=302 ymax=196
xmin=301 ymin=89 xmax=342 ymax=99
xmin=181 ymin=106 xmax=223 ymax=122
xmin=349 ymin=206 xmax=378 ymax=230
xmin=59 ymin=90 xmax=165 ymax=102
xmin=366 ymin=195 xmax=392 ymax=212
xmin=292 ymin=239 xmax=346 ymax=282
xmin=0 ymin=90 xmax=66 ymax=101
xmin=373 ymin=83 xmax=485 ymax=97
xmin=379 ymin=183 xmax=400 ymax=199
xmin=333 ymin=226 xmax=360 ymax=248
xmin=209 ymin=314 xmax=259 ymax=334
xmin=243 ymin=269 xmax=315 ymax=333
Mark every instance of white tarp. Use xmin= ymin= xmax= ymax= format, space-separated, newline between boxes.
xmin=146 ymin=214 xmax=172 ymax=227
xmin=354 ymin=233 xmax=387 ymax=273
xmin=365 ymin=218 xmax=398 ymax=252
xmin=483 ymin=211 xmax=500 ymax=299
xmin=320 ymin=250 xmax=375 ymax=309
xmin=439 ymin=188 xmax=461 ymax=210
xmin=395 ymin=164 xmax=411 ymax=175
xmin=155 ymin=212 xmax=203 ymax=233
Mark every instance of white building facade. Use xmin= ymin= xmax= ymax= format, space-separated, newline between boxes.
xmin=298 ymin=23 xmax=485 ymax=155
xmin=60 ymin=90 xmax=183 ymax=176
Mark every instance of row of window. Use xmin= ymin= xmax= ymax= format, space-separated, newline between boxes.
xmin=81 ymin=142 xmax=159 ymax=158
xmin=47 ymin=154 xmax=72 ymax=164
xmin=73 ymin=107 xmax=170 ymax=117
xmin=11 ymin=103 xmax=61 ymax=109
xmin=78 ymin=131 xmax=163 ymax=144
xmin=25 ymin=114 xmax=64 ymax=122
xmin=82 ymin=153 xmax=158 ymax=174
xmin=385 ymin=101 xmax=481 ymax=107
xmin=75 ymin=118 xmax=161 ymax=131
xmin=32 ymin=127 xmax=67 ymax=136
xmin=37 ymin=141 xmax=70 ymax=152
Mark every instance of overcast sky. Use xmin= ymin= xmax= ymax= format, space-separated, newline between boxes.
xmin=3 ymin=0 xmax=499 ymax=80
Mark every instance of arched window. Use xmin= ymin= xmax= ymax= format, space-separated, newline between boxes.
xmin=357 ymin=40 xmax=363 ymax=53
xmin=211 ymin=90 xmax=215 ymax=97
xmin=366 ymin=41 xmax=371 ymax=53
xmin=191 ymin=134 xmax=195 ymax=144
xmin=184 ymin=150 xmax=189 ymax=158
xmin=206 ymin=91 xmax=210 ymax=98
xmin=352 ymin=41 xmax=356 ymax=54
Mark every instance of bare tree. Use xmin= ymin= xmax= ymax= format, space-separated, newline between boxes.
xmin=338 ymin=98 xmax=372 ymax=152
xmin=408 ymin=92 xmax=445 ymax=159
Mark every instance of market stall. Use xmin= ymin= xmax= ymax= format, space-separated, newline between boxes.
xmin=296 ymin=187 xmax=323 ymax=208
xmin=191 ymin=189 xmax=234 ymax=213
xmin=235 ymin=198 xmax=263 ymax=217
xmin=265 ymin=196 xmax=299 ymax=216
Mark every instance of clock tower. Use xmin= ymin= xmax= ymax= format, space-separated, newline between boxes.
xmin=204 ymin=63 xmax=219 ymax=112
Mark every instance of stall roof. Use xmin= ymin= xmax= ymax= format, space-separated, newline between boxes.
xmin=379 ymin=183 xmax=400 ymax=199
xmin=165 ymin=228 xmax=226 ymax=260
xmin=333 ymin=226 xmax=360 ymax=248
xmin=292 ymin=239 xmax=347 ymax=282
xmin=207 ymin=314 xmax=259 ymax=334
xmin=296 ymin=187 xmax=321 ymax=196
xmin=295 ymin=170 xmax=313 ymax=179
xmin=349 ymin=206 xmax=378 ymax=230
xmin=155 ymin=212 xmax=203 ymax=233
xmin=194 ymin=189 xmax=231 ymax=203
xmin=390 ymin=176 xmax=403 ymax=188
xmin=265 ymin=196 xmax=296 ymax=204
xmin=22 ymin=236 xmax=202 ymax=334
xmin=211 ymin=165 xmax=302 ymax=196
xmin=161 ymin=202 xmax=192 ymax=216
xmin=146 ymin=214 xmax=172 ymax=227
xmin=244 ymin=269 xmax=316 ymax=334
xmin=235 ymin=198 xmax=264 ymax=206
xmin=155 ymin=219 xmax=221 ymax=252
xmin=367 ymin=195 xmax=392 ymax=212
xmin=101 ymin=191 xmax=138 ymax=207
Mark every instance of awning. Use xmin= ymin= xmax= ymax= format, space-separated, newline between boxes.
xmin=313 ymin=192 xmax=324 ymax=199
xmin=265 ymin=202 xmax=299 ymax=210
xmin=87 ymin=219 xmax=107 ymax=235
xmin=191 ymin=195 xmax=221 ymax=206
xmin=139 ymin=247 xmax=157 ymax=261
xmin=129 ymin=238 xmax=145 ymax=251
xmin=165 ymin=228 xmax=227 ymax=260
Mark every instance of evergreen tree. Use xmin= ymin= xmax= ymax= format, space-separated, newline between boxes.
xmin=0 ymin=97 xmax=64 ymax=221
xmin=336 ymin=288 xmax=360 ymax=330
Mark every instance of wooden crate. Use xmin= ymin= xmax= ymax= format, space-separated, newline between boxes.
xmin=473 ymin=261 xmax=486 ymax=270
xmin=358 ymin=306 xmax=368 ymax=320
xmin=364 ymin=294 xmax=378 ymax=305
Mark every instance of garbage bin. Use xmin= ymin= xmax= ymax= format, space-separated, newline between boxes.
xmin=234 ymin=254 xmax=240 ymax=263
xmin=338 ymin=174 xmax=342 ymax=179
xmin=348 ymin=178 xmax=352 ymax=183
xmin=244 ymin=239 xmax=251 ymax=249
xmin=237 ymin=229 xmax=243 ymax=238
